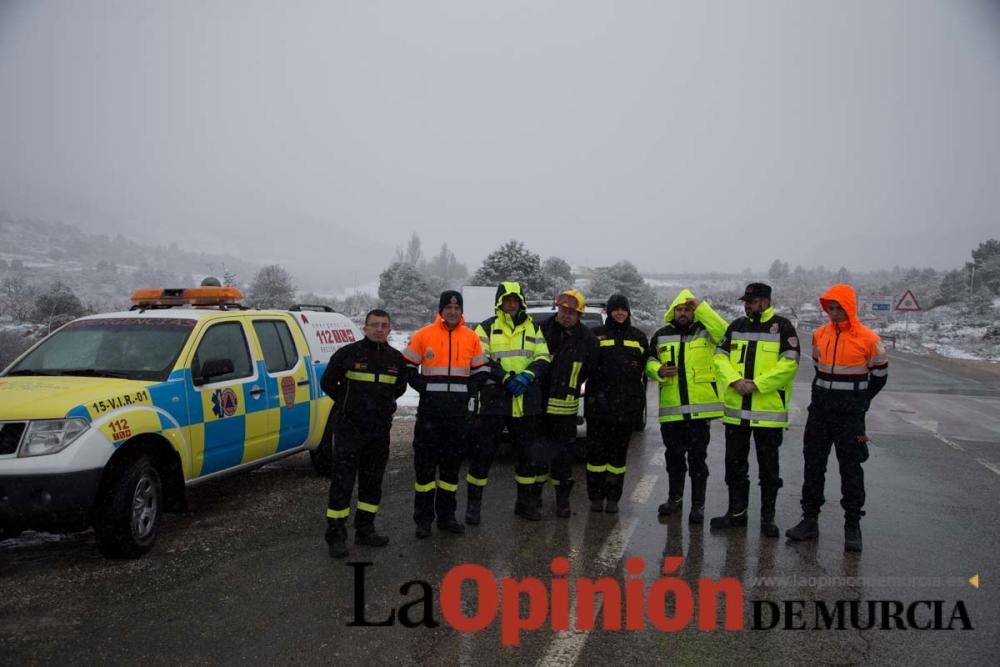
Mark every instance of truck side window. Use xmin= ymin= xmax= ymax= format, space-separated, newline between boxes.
xmin=253 ymin=320 xmax=299 ymax=373
xmin=192 ymin=322 xmax=253 ymax=383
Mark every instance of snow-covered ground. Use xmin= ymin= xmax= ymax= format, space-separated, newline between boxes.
xmin=388 ymin=330 xmax=419 ymax=411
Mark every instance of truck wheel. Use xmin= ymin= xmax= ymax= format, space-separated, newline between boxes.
xmin=309 ymin=420 xmax=334 ymax=477
xmin=94 ymin=456 xmax=163 ymax=559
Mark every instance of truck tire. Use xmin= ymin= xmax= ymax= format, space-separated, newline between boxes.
xmin=94 ymin=456 xmax=163 ymax=559
xmin=309 ymin=419 xmax=334 ymax=477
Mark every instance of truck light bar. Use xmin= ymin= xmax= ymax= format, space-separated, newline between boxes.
xmin=130 ymin=287 xmax=244 ymax=307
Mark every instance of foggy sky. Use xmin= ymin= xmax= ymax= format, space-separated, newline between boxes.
xmin=2 ymin=0 xmax=999 ymax=291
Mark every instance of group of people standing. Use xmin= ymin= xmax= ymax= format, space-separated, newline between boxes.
xmin=319 ymin=280 xmax=888 ymax=560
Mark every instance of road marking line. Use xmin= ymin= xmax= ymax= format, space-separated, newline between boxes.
xmin=648 ymin=451 xmax=662 ymax=467
xmin=538 ymin=517 xmax=640 ymax=667
xmin=934 ymin=434 xmax=964 ymax=451
xmin=976 ymin=458 xmax=1000 ymax=477
xmin=630 ymin=474 xmax=659 ymax=505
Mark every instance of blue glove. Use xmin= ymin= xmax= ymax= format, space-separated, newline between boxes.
xmin=506 ymin=372 xmax=532 ymax=397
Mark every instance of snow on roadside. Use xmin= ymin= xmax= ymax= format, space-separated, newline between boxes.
xmin=388 ymin=330 xmax=419 ymax=410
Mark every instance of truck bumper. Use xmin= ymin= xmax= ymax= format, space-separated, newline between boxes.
xmin=0 ymin=468 xmax=103 ymax=532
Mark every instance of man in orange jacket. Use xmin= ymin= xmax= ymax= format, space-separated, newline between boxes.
xmin=786 ymin=284 xmax=889 ymax=552
xmin=403 ymin=291 xmax=490 ymax=538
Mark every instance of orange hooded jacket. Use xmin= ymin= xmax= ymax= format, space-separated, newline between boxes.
xmin=811 ymin=284 xmax=888 ymax=409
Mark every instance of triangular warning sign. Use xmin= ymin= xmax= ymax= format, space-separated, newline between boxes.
xmin=895 ymin=289 xmax=922 ymax=312
xmin=969 ymin=573 xmax=980 ymax=589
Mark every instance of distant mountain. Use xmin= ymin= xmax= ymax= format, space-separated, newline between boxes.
xmin=0 ymin=212 xmax=259 ymax=312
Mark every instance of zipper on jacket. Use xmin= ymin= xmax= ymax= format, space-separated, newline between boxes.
xmin=677 ymin=331 xmax=690 ymax=419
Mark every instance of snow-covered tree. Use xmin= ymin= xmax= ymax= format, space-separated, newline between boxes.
xmin=834 ymin=266 xmax=853 ymax=284
xmin=587 ymin=260 xmax=657 ymax=322
xmin=378 ymin=261 xmax=436 ymax=328
xmin=768 ymin=259 xmax=790 ymax=281
xmin=424 ymin=243 xmax=468 ymax=289
xmin=470 ymin=240 xmax=548 ymax=297
xmin=31 ymin=282 xmax=85 ymax=329
xmin=936 ymin=269 xmax=968 ymax=305
xmin=542 ymin=256 xmax=574 ymax=292
xmin=0 ymin=275 xmax=35 ymax=322
xmin=395 ymin=233 xmax=425 ymax=268
xmin=247 ymin=265 xmax=296 ymax=309
xmin=963 ymin=286 xmax=997 ymax=322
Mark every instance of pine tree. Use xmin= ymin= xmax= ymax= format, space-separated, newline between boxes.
xmin=247 ymin=265 xmax=296 ymax=309
xmin=377 ymin=262 xmax=437 ymax=328
xmin=587 ymin=260 xmax=657 ymax=322
xmin=470 ymin=240 xmax=548 ymax=297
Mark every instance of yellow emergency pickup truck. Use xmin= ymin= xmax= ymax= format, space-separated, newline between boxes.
xmin=0 ymin=286 xmax=359 ymax=557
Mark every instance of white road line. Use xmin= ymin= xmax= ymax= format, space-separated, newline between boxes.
xmin=630 ymin=474 xmax=659 ymax=505
xmin=934 ymin=434 xmax=964 ymax=451
xmin=648 ymin=450 xmax=663 ymax=467
xmin=976 ymin=458 xmax=1000 ymax=477
xmin=537 ymin=517 xmax=640 ymax=667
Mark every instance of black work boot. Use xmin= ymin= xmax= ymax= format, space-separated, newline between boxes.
xmin=657 ymin=472 xmax=686 ymax=517
xmin=604 ymin=474 xmax=623 ymax=514
xmin=465 ymin=485 xmax=483 ymax=526
xmin=586 ymin=469 xmax=605 ymax=511
xmin=437 ymin=515 xmax=466 ymax=534
xmin=514 ymin=483 xmax=541 ymax=521
xmin=355 ymin=528 xmax=390 ymax=547
xmin=760 ymin=486 xmax=779 ymax=538
xmin=785 ymin=514 xmax=819 ymax=542
xmin=555 ymin=480 xmax=574 ymax=518
xmin=688 ymin=476 xmax=707 ymax=525
xmin=325 ymin=521 xmax=348 ymax=558
xmin=844 ymin=518 xmax=863 ymax=553
xmin=709 ymin=482 xmax=749 ymax=529
xmin=415 ymin=523 xmax=432 ymax=539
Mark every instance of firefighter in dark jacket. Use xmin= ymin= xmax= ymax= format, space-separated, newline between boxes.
xmin=786 ymin=284 xmax=888 ymax=552
xmin=584 ymin=293 xmax=648 ymax=513
xmin=470 ymin=282 xmax=551 ymax=522
xmin=402 ymin=291 xmax=489 ymax=539
xmin=320 ymin=309 xmax=408 ymax=558
xmin=538 ymin=289 xmax=600 ymax=517
xmin=711 ymin=283 xmax=800 ymax=537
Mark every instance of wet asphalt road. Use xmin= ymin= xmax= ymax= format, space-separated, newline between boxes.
xmin=2 ymin=349 xmax=999 ymax=665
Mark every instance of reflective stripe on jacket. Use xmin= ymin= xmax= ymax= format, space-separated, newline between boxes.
xmin=714 ymin=307 xmax=800 ymax=428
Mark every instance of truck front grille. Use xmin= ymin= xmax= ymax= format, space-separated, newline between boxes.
xmin=0 ymin=421 xmax=26 ymax=455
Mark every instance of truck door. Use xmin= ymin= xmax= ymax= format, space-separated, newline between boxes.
xmin=188 ymin=320 xmax=272 ymax=475
xmin=252 ymin=318 xmax=312 ymax=452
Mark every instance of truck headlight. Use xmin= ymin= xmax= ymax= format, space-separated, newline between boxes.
xmin=19 ymin=419 xmax=90 ymax=457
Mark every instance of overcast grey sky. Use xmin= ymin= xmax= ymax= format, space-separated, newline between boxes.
xmin=2 ymin=0 xmax=999 ymax=290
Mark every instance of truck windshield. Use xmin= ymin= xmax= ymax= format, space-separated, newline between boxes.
xmin=5 ymin=318 xmax=197 ymax=382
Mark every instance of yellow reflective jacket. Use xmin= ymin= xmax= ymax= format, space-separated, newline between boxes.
xmin=474 ymin=282 xmax=551 ymax=417
xmin=646 ymin=291 xmax=729 ymax=422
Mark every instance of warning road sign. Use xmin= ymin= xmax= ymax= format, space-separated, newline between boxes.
xmin=895 ymin=289 xmax=922 ymax=312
